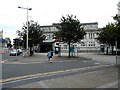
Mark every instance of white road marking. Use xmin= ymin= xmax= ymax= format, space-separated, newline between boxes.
xmin=2 ymin=74 xmax=55 ymax=85
xmin=38 ymin=81 xmax=49 ymax=88
xmin=97 ymin=80 xmax=119 ymax=88
xmin=94 ymin=63 xmax=100 ymax=65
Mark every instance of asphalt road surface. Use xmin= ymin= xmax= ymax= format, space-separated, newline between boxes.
xmin=2 ymin=58 xmax=113 ymax=88
xmin=2 ymin=53 xmax=22 ymax=61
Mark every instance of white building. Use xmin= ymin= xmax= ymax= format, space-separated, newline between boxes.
xmin=40 ymin=22 xmax=102 ymax=52
xmin=118 ymin=1 xmax=120 ymax=16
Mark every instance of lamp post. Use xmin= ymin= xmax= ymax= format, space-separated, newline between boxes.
xmin=116 ymin=2 xmax=120 ymax=65
xmin=18 ymin=6 xmax=32 ymax=56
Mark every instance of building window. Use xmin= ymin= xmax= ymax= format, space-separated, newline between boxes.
xmin=64 ymin=45 xmax=67 ymax=49
xmin=91 ymin=33 xmax=92 ymax=38
xmin=89 ymin=33 xmax=95 ymax=39
xmin=49 ymin=35 xmax=53 ymax=39
xmin=46 ymin=35 xmax=52 ymax=40
xmin=41 ymin=29 xmax=44 ymax=31
xmin=73 ymin=45 xmax=77 ymax=48
xmin=93 ymin=42 xmax=95 ymax=46
xmin=88 ymin=42 xmax=95 ymax=46
xmin=93 ymin=33 xmax=95 ymax=38
xmin=89 ymin=42 xmax=91 ymax=46
xmin=90 ymin=25 xmax=93 ymax=30
xmin=49 ymin=28 xmax=51 ymax=32
xmin=81 ymin=42 xmax=85 ymax=46
xmin=89 ymin=33 xmax=91 ymax=39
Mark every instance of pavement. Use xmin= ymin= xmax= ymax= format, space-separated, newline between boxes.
xmin=3 ymin=52 xmax=120 ymax=88
xmin=3 ymin=53 xmax=92 ymax=64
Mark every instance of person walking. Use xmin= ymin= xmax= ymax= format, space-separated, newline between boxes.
xmin=47 ymin=51 xmax=53 ymax=63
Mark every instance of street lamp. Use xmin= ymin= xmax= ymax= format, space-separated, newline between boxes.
xmin=18 ymin=6 xmax=32 ymax=56
xmin=116 ymin=2 xmax=120 ymax=65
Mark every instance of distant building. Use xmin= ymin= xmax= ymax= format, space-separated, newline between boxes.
xmin=0 ymin=30 xmax=3 ymax=54
xmin=118 ymin=1 xmax=120 ymax=16
xmin=0 ymin=30 xmax=9 ymax=54
xmin=39 ymin=22 xmax=102 ymax=52
xmin=0 ymin=30 xmax=3 ymax=47
xmin=0 ymin=30 xmax=3 ymax=38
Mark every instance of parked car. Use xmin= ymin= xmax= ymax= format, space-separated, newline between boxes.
xmin=17 ymin=49 xmax=22 ymax=54
xmin=10 ymin=49 xmax=20 ymax=56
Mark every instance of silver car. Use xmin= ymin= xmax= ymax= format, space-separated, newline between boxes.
xmin=10 ymin=49 xmax=20 ymax=56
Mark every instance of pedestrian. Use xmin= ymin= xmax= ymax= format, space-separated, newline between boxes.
xmin=47 ymin=51 xmax=53 ymax=63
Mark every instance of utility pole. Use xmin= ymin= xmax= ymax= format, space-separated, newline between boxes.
xmin=18 ymin=6 xmax=32 ymax=57
xmin=116 ymin=40 xmax=118 ymax=64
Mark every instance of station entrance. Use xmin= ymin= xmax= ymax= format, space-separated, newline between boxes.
xmin=39 ymin=42 xmax=53 ymax=52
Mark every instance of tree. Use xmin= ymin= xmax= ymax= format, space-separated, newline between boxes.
xmin=57 ymin=14 xmax=86 ymax=58
xmin=97 ymin=22 xmax=120 ymax=54
xmin=97 ymin=23 xmax=116 ymax=45
xmin=5 ymin=37 xmax=12 ymax=48
xmin=17 ymin=20 xmax=46 ymax=49
xmin=113 ymin=14 xmax=120 ymax=48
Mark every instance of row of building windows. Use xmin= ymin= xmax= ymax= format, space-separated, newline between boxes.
xmin=89 ymin=33 xmax=95 ymax=39
xmin=82 ymin=24 xmax=98 ymax=30
xmin=46 ymin=33 xmax=96 ymax=40
xmin=41 ymin=27 xmax=53 ymax=32
xmin=84 ymin=33 xmax=95 ymax=39
xmin=41 ymin=27 xmax=59 ymax=32
xmin=60 ymin=42 xmax=96 ymax=50
xmin=61 ymin=46 xmax=100 ymax=50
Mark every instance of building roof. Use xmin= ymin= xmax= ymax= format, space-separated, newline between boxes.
xmin=81 ymin=22 xmax=98 ymax=25
xmin=52 ymin=23 xmax=60 ymax=26
xmin=53 ymin=22 xmax=98 ymax=26
xmin=40 ymin=22 xmax=98 ymax=28
xmin=40 ymin=25 xmax=53 ymax=28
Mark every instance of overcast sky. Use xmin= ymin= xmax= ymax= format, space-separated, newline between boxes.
xmin=0 ymin=0 xmax=119 ymax=43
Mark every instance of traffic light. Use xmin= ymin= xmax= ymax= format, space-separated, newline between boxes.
xmin=13 ymin=39 xmax=19 ymax=46
xmin=19 ymin=40 xmax=22 ymax=46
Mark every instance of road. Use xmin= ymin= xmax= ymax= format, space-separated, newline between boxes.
xmin=1 ymin=53 xmax=119 ymax=88
xmin=2 ymin=53 xmax=22 ymax=61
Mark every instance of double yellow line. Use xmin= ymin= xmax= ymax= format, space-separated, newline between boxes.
xmin=0 ymin=64 xmax=113 ymax=83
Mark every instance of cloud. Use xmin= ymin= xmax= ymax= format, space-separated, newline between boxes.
xmin=0 ymin=0 xmax=119 ymax=44
xmin=0 ymin=23 xmax=18 ymax=30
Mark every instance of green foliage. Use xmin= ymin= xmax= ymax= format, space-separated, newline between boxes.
xmin=97 ymin=22 xmax=120 ymax=48
xmin=97 ymin=23 xmax=116 ymax=45
xmin=5 ymin=37 xmax=12 ymax=48
xmin=57 ymin=14 xmax=86 ymax=44
xmin=113 ymin=14 xmax=120 ymax=48
xmin=5 ymin=37 xmax=11 ymax=44
xmin=113 ymin=14 xmax=120 ymax=23
xmin=17 ymin=20 xmax=46 ymax=47
xmin=57 ymin=14 xmax=86 ymax=58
